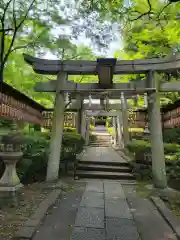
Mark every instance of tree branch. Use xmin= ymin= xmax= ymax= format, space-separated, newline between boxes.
xmin=0 ymin=28 xmax=14 ymax=33
xmin=9 ymin=42 xmax=34 ymax=53
xmin=0 ymin=0 xmax=13 ymax=22
xmin=130 ymin=0 xmax=153 ymax=21
xmin=12 ymin=0 xmax=17 ymax=27
xmin=0 ymin=0 xmax=13 ymax=68
xmin=157 ymin=2 xmax=172 ymax=20
xmin=2 ymin=0 xmax=36 ymax=66
xmin=16 ymin=0 xmax=35 ymax=29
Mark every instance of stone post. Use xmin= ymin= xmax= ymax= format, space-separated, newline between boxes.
xmin=112 ymin=117 xmax=117 ymax=146
xmin=81 ymin=107 xmax=86 ymax=139
xmin=76 ymin=94 xmax=82 ymax=134
xmin=46 ymin=72 xmax=66 ymax=182
xmin=73 ymin=113 xmax=76 ymax=128
xmin=121 ymin=92 xmax=130 ymax=146
xmin=85 ymin=118 xmax=90 ymax=145
xmin=147 ymin=71 xmax=167 ymax=189
xmin=117 ymin=115 xmax=123 ymax=149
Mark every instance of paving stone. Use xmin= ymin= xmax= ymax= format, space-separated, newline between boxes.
xmin=105 ymin=198 xmax=132 ymax=219
xmin=127 ymin=196 xmax=178 ymax=240
xmin=151 ymin=196 xmax=180 ymax=239
xmin=14 ymin=226 xmax=35 ymax=239
xmin=80 ymin=192 xmax=104 ymax=208
xmin=86 ymin=181 xmax=104 ymax=193
xmin=32 ymin=184 xmax=85 ymax=240
xmin=106 ymin=218 xmax=140 ymax=240
xmin=71 ymin=227 xmax=105 ymax=240
xmin=104 ymin=182 xmax=126 ymax=199
xmin=75 ymin=207 xmax=104 ymax=228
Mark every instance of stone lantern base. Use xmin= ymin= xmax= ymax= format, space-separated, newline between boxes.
xmin=0 ymin=152 xmax=23 ymax=207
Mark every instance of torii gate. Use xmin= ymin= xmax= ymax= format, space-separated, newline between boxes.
xmin=23 ymin=54 xmax=180 ymax=189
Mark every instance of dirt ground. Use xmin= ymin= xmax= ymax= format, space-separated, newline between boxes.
xmin=0 ymin=183 xmax=52 ymax=240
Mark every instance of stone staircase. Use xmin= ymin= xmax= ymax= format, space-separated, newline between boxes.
xmin=90 ymin=133 xmax=112 ymax=147
xmin=75 ymin=159 xmax=135 ymax=180
xmin=75 ymin=127 xmax=135 ymax=181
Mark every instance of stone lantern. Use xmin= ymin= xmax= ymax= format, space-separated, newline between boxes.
xmin=0 ymin=129 xmax=24 ymax=206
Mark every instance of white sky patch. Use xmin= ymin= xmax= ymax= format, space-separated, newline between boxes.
xmin=43 ymin=19 xmax=122 ymax=59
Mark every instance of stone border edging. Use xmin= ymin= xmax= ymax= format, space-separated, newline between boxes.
xmin=13 ymin=188 xmax=62 ymax=239
xmin=151 ymin=196 xmax=180 ymax=240
xmin=112 ymin=145 xmax=131 ymax=162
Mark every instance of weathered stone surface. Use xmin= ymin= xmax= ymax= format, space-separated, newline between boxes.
xmin=104 ymin=182 xmax=126 ymax=199
xmin=75 ymin=207 xmax=104 ymax=228
xmin=31 ymin=190 xmax=61 ymax=221
xmin=14 ymin=226 xmax=35 ymax=239
xmin=80 ymin=192 xmax=104 ymax=208
xmin=33 ymin=184 xmax=86 ymax=240
xmin=106 ymin=218 xmax=140 ymax=240
xmin=151 ymin=196 xmax=180 ymax=239
xmin=25 ymin=219 xmax=41 ymax=227
xmin=13 ymin=188 xmax=63 ymax=239
xmin=86 ymin=181 xmax=104 ymax=193
xmin=71 ymin=227 xmax=105 ymax=240
xmin=105 ymin=198 xmax=132 ymax=219
xmin=126 ymin=196 xmax=177 ymax=240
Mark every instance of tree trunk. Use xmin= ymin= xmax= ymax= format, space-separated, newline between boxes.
xmin=0 ymin=67 xmax=4 ymax=83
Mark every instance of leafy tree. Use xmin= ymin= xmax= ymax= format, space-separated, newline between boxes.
xmin=78 ymin=0 xmax=180 ymax=23
xmin=0 ymin=0 xmax=71 ymax=83
xmin=4 ymin=44 xmax=97 ymax=107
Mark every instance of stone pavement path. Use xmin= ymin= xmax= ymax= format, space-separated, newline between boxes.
xmin=71 ymin=180 xmax=140 ymax=240
xmin=32 ymin=180 xmax=177 ymax=240
xmin=81 ymin=146 xmax=127 ymax=163
xmin=32 ymin=146 xmax=177 ymax=240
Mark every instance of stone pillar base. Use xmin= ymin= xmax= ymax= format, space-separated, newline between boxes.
xmin=0 ymin=183 xmax=23 ymax=207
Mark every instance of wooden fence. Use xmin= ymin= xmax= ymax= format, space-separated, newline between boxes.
xmin=0 ymin=83 xmax=45 ymax=125
xmin=1 ymin=82 xmax=180 ymax=130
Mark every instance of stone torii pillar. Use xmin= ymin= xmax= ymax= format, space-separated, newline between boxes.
xmin=81 ymin=101 xmax=87 ymax=139
xmin=112 ymin=117 xmax=117 ymax=146
xmin=121 ymin=92 xmax=130 ymax=146
xmin=76 ymin=94 xmax=82 ymax=134
xmin=117 ymin=114 xmax=123 ymax=149
xmin=85 ymin=117 xmax=91 ymax=145
xmin=46 ymin=73 xmax=66 ymax=182
xmin=147 ymin=71 xmax=167 ymax=189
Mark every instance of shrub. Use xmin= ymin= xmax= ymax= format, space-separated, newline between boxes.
xmin=63 ymin=127 xmax=76 ymax=132
xmin=107 ymin=127 xmax=114 ymax=137
xmin=163 ymin=128 xmax=180 ymax=144
xmin=129 ymin=160 xmax=152 ymax=180
xmin=61 ymin=132 xmax=85 ymax=161
xmin=127 ymin=140 xmax=180 ymax=155
xmin=90 ymin=124 xmax=94 ymax=131
xmin=127 ymin=140 xmax=180 ymax=184
xmin=17 ymin=132 xmax=49 ymax=183
xmin=17 ymin=131 xmax=85 ymax=184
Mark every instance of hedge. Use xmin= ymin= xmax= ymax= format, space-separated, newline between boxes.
xmin=1 ymin=131 xmax=85 ymax=184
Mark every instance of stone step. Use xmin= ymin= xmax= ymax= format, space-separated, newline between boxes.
xmin=89 ymin=144 xmax=110 ymax=147
xmin=90 ymin=143 xmax=110 ymax=145
xmin=94 ymin=139 xmax=111 ymax=141
xmin=95 ymin=137 xmax=111 ymax=140
xmin=78 ymin=160 xmax=129 ymax=167
xmin=77 ymin=164 xmax=132 ymax=173
xmin=75 ymin=171 xmax=135 ymax=180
